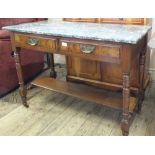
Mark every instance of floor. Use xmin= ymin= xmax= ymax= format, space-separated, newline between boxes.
xmin=0 ymin=66 xmax=155 ymax=136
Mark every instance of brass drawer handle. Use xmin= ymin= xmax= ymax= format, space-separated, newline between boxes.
xmin=80 ymin=44 xmax=95 ymax=54
xmin=27 ymin=38 xmax=38 ymax=46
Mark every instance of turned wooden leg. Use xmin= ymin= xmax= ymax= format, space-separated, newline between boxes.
xmin=14 ymin=48 xmax=29 ymax=108
xmin=137 ymin=53 xmax=145 ymax=113
xmin=47 ymin=53 xmax=56 ymax=78
xmin=121 ymin=73 xmax=130 ymax=136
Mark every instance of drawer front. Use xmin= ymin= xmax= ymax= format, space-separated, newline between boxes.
xmin=14 ymin=33 xmax=57 ymax=52
xmin=59 ymin=40 xmax=121 ymax=63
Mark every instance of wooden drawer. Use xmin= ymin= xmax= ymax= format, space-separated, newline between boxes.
xmin=99 ymin=18 xmax=147 ymax=25
xmin=63 ymin=18 xmax=148 ymax=25
xmin=14 ymin=33 xmax=57 ymax=52
xmin=63 ymin=18 xmax=97 ymax=23
xmin=99 ymin=18 xmax=125 ymax=24
xmin=59 ymin=40 xmax=121 ymax=63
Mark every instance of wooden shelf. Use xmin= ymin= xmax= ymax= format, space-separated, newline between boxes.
xmin=31 ymin=77 xmax=137 ymax=112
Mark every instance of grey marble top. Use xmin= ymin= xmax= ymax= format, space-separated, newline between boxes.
xmin=148 ymin=34 xmax=155 ymax=49
xmin=3 ymin=20 xmax=151 ymax=44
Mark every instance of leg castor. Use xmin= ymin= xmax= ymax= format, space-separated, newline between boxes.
xmin=19 ymin=86 xmax=29 ymax=108
xmin=21 ymin=96 xmax=29 ymax=108
xmin=121 ymin=119 xmax=129 ymax=136
xmin=50 ymin=70 xmax=57 ymax=78
xmin=122 ymin=131 xmax=129 ymax=136
xmin=137 ymin=101 xmax=142 ymax=113
xmin=136 ymin=92 xmax=144 ymax=113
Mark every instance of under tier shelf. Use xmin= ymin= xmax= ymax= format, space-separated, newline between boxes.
xmin=31 ymin=77 xmax=137 ymax=112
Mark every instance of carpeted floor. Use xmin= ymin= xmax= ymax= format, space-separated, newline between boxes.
xmin=0 ymin=66 xmax=155 ymax=136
